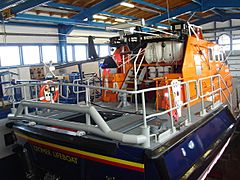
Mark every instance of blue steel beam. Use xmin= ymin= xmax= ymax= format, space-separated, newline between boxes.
xmin=14 ymin=14 xmax=109 ymax=28
xmin=146 ymin=0 xmax=240 ymax=26
xmin=192 ymin=0 xmax=202 ymax=6
xmin=211 ymin=9 xmax=226 ymax=17
xmin=46 ymin=2 xmax=83 ymax=12
xmin=71 ymin=0 xmax=124 ymax=20
xmin=131 ymin=0 xmax=167 ymax=11
xmin=0 ymin=0 xmax=22 ymax=11
xmin=63 ymin=0 xmax=124 ymax=35
xmin=194 ymin=13 xmax=240 ymax=25
xmin=58 ymin=25 xmax=68 ymax=63
xmin=47 ymin=2 xmax=136 ymax=20
xmin=146 ymin=3 xmax=199 ymax=25
xmin=100 ymin=12 xmax=137 ymax=20
xmin=11 ymin=0 xmax=52 ymax=15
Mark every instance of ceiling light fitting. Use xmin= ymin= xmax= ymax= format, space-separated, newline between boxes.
xmin=120 ymin=2 xmax=135 ymax=8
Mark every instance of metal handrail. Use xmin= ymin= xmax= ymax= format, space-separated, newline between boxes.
xmin=6 ymin=74 xmax=232 ymax=147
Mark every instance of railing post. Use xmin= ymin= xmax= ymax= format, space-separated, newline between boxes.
xmin=210 ymin=76 xmax=215 ymax=108
xmin=23 ymin=86 xmax=28 ymax=114
xmin=12 ymin=86 xmax=15 ymax=109
xmin=186 ymin=82 xmax=192 ymax=124
xmin=167 ymin=87 xmax=175 ymax=133
xmin=218 ymin=76 xmax=223 ymax=103
xmin=199 ymin=80 xmax=207 ymax=116
xmin=122 ymin=46 xmax=126 ymax=74
xmin=141 ymin=92 xmax=147 ymax=128
xmin=77 ymin=81 xmax=80 ymax=104
xmin=141 ymin=92 xmax=150 ymax=148
xmin=35 ymin=85 xmax=39 ymax=113
xmin=134 ymin=48 xmax=142 ymax=112
xmin=85 ymin=85 xmax=91 ymax=125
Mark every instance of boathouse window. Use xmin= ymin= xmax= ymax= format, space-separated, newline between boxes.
xmin=42 ymin=45 xmax=58 ymax=63
xmin=67 ymin=45 xmax=74 ymax=62
xmin=0 ymin=46 xmax=21 ymax=66
xmin=218 ymin=34 xmax=231 ymax=51
xmin=22 ymin=46 xmax=40 ymax=65
xmin=75 ymin=45 xmax=87 ymax=61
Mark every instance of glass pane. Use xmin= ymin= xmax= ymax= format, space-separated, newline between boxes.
xmin=99 ymin=45 xmax=109 ymax=57
xmin=75 ymin=45 xmax=87 ymax=61
xmin=218 ymin=34 xmax=230 ymax=45
xmin=95 ymin=45 xmax=99 ymax=55
xmin=42 ymin=45 xmax=58 ymax=63
xmin=222 ymin=45 xmax=230 ymax=51
xmin=67 ymin=45 xmax=73 ymax=62
xmin=0 ymin=46 xmax=20 ymax=66
xmin=208 ymin=48 xmax=213 ymax=61
xmin=22 ymin=46 xmax=40 ymax=65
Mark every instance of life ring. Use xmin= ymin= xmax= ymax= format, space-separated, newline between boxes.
xmin=39 ymin=80 xmax=59 ymax=103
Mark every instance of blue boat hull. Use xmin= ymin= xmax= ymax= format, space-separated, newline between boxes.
xmin=12 ymin=106 xmax=236 ymax=180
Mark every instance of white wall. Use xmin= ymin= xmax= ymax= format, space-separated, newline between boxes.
xmin=0 ymin=25 xmax=58 ymax=44
xmin=0 ymin=24 xmax=117 ymax=44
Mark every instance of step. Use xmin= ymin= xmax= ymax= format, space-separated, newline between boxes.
xmin=126 ymin=87 xmax=134 ymax=91
xmin=126 ymin=81 xmax=134 ymax=84
xmin=128 ymin=75 xmax=138 ymax=78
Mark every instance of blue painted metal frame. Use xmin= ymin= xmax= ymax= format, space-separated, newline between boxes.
xmin=47 ymin=2 xmax=83 ymax=12
xmin=0 ymin=0 xmax=21 ymax=11
xmin=194 ymin=13 xmax=240 ymax=25
xmin=100 ymin=11 xmax=137 ymax=20
xmin=14 ymin=14 xmax=108 ymax=28
xmin=58 ymin=25 xmax=68 ymax=63
xmin=70 ymin=0 xmax=124 ymax=20
xmin=132 ymin=0 xmax=167 ymax=11
xmin=211 ymin=9 xmax=225 ymax=17
xmin=146 ymin=0 xmax=240 ymax=25
xmin=11 ymin=0 xmax=52 ymax=15
xmin=47 ymin=2 xmax=135 ymax=20
xmin=62 ymin=0 xmax=124 ymax=34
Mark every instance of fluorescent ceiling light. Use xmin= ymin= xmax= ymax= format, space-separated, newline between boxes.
xmin=93 ymin=14 xmax=108 ymax=20
xmin=115 ymin=18 xmax=126 ymax=23
xmin=157 ymin=26 xmax=169 ymax=30
xmin=120 ymin=2 xmax=135 ymax=8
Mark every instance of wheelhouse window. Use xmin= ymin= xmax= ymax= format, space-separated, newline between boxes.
xmin=218 ymin=34 xmax=230 ymax=51
xmin=208 ymin=48 xmax=213 ymax=61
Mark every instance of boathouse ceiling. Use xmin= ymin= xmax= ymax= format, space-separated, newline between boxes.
xmin=0 ymin=0 xmax=240 ymax=34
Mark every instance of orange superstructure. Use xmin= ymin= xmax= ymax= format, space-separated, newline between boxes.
xmin=102 ymin=24 xmax=232 ymax=111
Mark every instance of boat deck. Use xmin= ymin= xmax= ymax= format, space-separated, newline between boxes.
xmin=31 ymin=99 xmax=221 ymax=149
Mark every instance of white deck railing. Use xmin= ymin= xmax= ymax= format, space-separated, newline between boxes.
xmin=6 ymin=74 xmax=233 ymax=148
